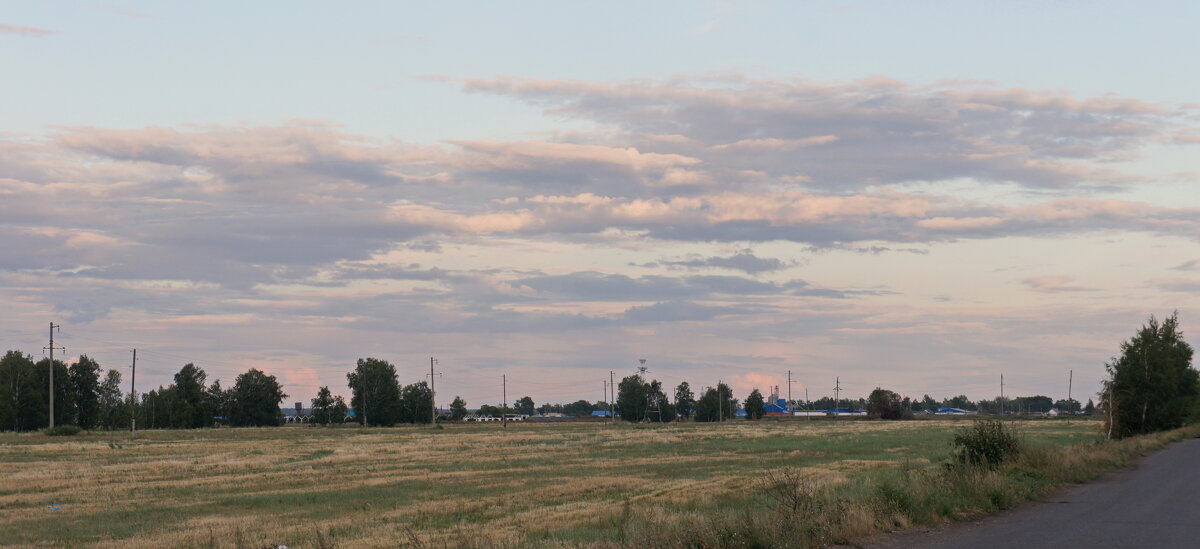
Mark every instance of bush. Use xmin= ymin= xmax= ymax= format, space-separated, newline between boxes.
xmin=867 ymin=387 xmax=908 ymax=420
xmin=45 ymin=424 xmax=82 ymax=436
xmin=951 ymin=420 xmax=1021 ymax=467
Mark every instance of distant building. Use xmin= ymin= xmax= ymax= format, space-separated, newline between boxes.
xmin=764 ymin=386 xmax=789 ymax=416
xmin=281 ymin=407 xmax=313 ymax=424
xmin=933 ymin=407 xmax=973 ymax=415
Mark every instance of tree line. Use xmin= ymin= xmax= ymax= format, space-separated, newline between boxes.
xmin=11 ymin=309 xmax=1194 ymax=434
xmin=0 ymin=351 xmax=287 ymax=431
xmin=0 ymin=348 xmax=1100 ymax=433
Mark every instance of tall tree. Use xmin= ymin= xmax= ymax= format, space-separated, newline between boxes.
xmin=744 ymin=388 xmax=766 ymax=420
xmin=311 ymin=385 xmax=338 ymax=425
xmin=346 ymin=358 xmax=402 ymax=426
xmin=97 ymin=369 xmax=126 ymax=430
xmin=617 ymin=374 xmax=649 ymax=422
xmin=674 ymin=382 xmax=695 ymax=420
xmin=140 ymin=387 xmax=171 ymax=429
xmin=228 ymin=369 xmax=287 ymax=427
xmin=694 ymin=383 xmax=738 ymax=422
xmin=69 ymin=355 xmax=103 ymax=429
xmin=331 ymin=395 xmax=349 ymax=422
xmin=400 ymin=381 xmax=433 ymax=423
xmin=477 ymin=404 xmax=504 ymax=417
xmin=514 ymin=396 xmax=535 ymax=415
xmin=206 ymin=379 xmax=232 ymax=423
xmin=450 ymin=396 xmax=468 ymax=420
xmin=1012 ymin=395 xmax=1054 ymax=414
xmin=867 ymin=387 xmax=904 ymax=419
xmin=171 ymin=364 xmax=212 ymax=428
xmin=944 ymin=395 xmax=975 ymax=411
xmin=1103 ymin=312 xmax=1199 ymax=438
xmin=0 ymin=351 xmax=37 ymax=431
xmin=563 ymin=399 xmax=594 ymax=417
xmin=1053 ymin=398 xmax=1081 ymax=413
xmin=648 ymin=380 xmax=675 ymax=422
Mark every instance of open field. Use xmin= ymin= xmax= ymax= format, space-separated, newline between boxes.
xmin=0 ymin=419 xmax=1103 ymax=548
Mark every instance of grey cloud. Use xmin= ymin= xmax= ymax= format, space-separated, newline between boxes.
xmin=0 ymin=79 xmax=1194 ymax=317
xmin=335 ymin=264 xmax=453 ymax=281
xmin=405 ymin=241 xmax=443 ymax=253
xmin=1157 ymin=279 xmax=1200 ymax=293
xmin=511 ymin=271 xmax=872 ymax=301
xmin=462 ymin=76 xmax=1186 ymax=190
xmin=623 ymin=301 xmax=755 ymax=322
xmin=656 ymin=250 xmax=791 ymax=274
xmin=809 ymin=245 xmax=930 ymax=255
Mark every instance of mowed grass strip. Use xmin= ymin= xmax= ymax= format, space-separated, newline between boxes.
xmin=0 ymin=419 xmax=1097 ymax=547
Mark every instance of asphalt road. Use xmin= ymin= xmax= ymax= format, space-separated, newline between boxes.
xmin=869 ymin=437 xmax=1200 ymax=549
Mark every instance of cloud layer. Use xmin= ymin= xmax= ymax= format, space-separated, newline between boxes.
xmin=2 ymin=75 xmax=1197 ymax=403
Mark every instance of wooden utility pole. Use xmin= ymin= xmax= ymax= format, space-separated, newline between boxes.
xmin=1067 ymin=370 xmax=1073 ymax=425
xmin=502 ymin=374 xmax=508 ymax=429
xmin=787 ymin=370 xmax=792 ymax=415
xmin=130 ymin=349 xmax=137 ymax=438
xmin=1107 ymin=383 xmax=1114 ymax=440
xmin=833 ymin=377 xmax=842 ymax=418
xmin=428 ymin=357 xmax=440 ymax=426
xmin=43 ymin=323 xmax=62 ymax=429
xmin=602 ymin=380 xmax=607 ymax=415
xmin=1000 ymin=374 xmax=1005 ymax=416
xmin=609 ymin=371 xmax=615 ymax=424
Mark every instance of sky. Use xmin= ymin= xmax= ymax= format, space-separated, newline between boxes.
xmin=3 ymin=1 xmax=1200 ymax=409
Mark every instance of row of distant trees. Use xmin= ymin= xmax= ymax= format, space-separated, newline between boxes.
xmin=0 ymin=348 xmax=1101 ymax=432
xmin=0 ymin=351 xmax=287 ymax=432
xmin=12 ymin=309 xmax=1194 ymax=433
xmin=462 ymin=313 xmax=1200 ymax=437
xmin=0 ymin=352 xmax=125 ymax=432
xmin=861 ymin=388 xmax=1091 ymax=420
xmin=606 ymin=375 xmax=1097 ymax=423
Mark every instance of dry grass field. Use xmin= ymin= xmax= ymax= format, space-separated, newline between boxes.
xmin=0 ymin=419 xmax=1101 ymax=548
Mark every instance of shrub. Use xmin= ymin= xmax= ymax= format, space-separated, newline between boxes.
xmin=45 ymin=424 xmax=82 ymax=436
xmin=951 ymin=420 xmax=1021 ymax=467
xmin=762 ymin=467 xmax=826 ymax=515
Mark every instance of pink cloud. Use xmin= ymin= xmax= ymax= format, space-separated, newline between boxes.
xmin=0 ymin=24 xmax=55 ymax=36
xmin=708 ymin=135 xmax=839 ymax=152
xmin=1021 ymin=275 xmax=1096 ymax=293
xmin=451 ymin=140 xmax=699 ymax=172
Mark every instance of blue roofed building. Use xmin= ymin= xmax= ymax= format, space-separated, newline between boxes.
xmin=764 ymin=386 xmax=789 ymax=415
